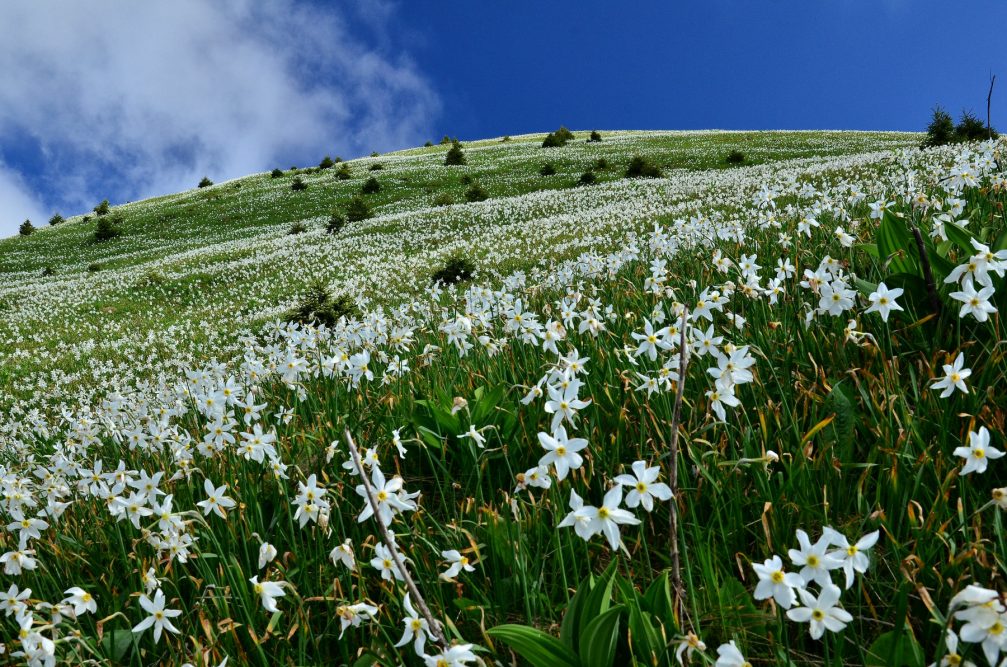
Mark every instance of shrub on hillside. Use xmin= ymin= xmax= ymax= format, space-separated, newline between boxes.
xmin=288 ymin=221 xmax=308 ymax=235
xmin=271 ymin=168 xmax=284 ymax=178
xmin=922 ymin=106 xmax=998 ymax=147
xmin=444 ymin=140 xmax=467 ymax=166
xmin=319 ymin=156 xmax=335 ymax=169
xmin=956 ymin=110 xmax=993 ymax=141
xmin=87 ymin=262 xmax=101 ymax=273
xmin=433 ymin=193 xmax=455 ymax=207
xmin=48 ymin=214 xmax=64 ymax=226
xmin=502 ymin=135 xmax=511 ymax=142
xmin=368 ymin=163 xmax=384 ymax=171
xmin=19 ymin=220 xmax=34 ymax=236
xmin=440 ymin=135 xmax=453 ymax=145
xmin=41 ymin=266 xmax=54 ymax=277
xmin=361 ymin=177 xmax=381 ymax=194
xmin=542 ymin=132 xmax=564 ymax=148
xmin=94 ymin=216 xmax=122 ymax=242
xmin=588 ymin=130 xmax=602 ymax=142
xmin=725 ymin=150 xmax=746 ymax=165
xmin=335 ymin=164 xmax=352 ymax=180
xmin=424 ymin=140 xmax=433 ymax=147
xmin=465 ymin=183 xmax=489 ymax=202
xmin=326 ymin=212 xmax=347 ymax=235
xmin=198 ymin=176 xmax=213 ymax=188
xmin=625 ymin=155 xmax=663 ymax=178
xmin=539 ymin=163 xmax=557 ymax=176
xmin=291 ymin=176 xmax=308 ymax=191
xmin=94 ymin=200 xmax=110 ymax=216
xmin=594 ymin=157 xmax=610 ymax=170
xmin=346 ymin=196 xmax=372 ymax=222
xmin=286 ymin=281 xmax=358 ymax=327
xmin=578 ymin=170 xmax=597 ymax=186
xmin=431 ymin=255 xmax=476 ymax=286
xmin=369 ymin=151 xmax=380 ymax=158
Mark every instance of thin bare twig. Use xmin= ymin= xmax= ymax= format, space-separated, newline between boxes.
xmin=344 ymin=429 xmax=447 ymax=646
xmin=668 ymin=308 xmax=690 ymax=625
xmin=988 ymin=74 xmax=997 ymax=141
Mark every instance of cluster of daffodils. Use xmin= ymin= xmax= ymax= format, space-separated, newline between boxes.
xmin=752 ymin=527 xmax=879 ymax=640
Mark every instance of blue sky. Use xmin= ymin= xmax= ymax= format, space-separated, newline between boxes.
xmin=0 ymin=1 xmax=1004 ymax=236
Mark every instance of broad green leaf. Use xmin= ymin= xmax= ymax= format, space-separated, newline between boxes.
xmin=627 ymin=605 xmax=664 ymax=665
xmin=865 ymin=630 xmax=924 ymax=667
xmin=878 ymin=211 xmax=916 ymax=275
xmin=856 ymin=242 xmax=879 ymax=259
xmin=579 ymin=560 xmax=618 ymax=642
xmin=560 ymin=572 xmax=594 ymax=650
xmin=488 ymin=624 xmax=580 ymax=667
xmin=579 ymin=605 xmax=625 ymax=667
xmin=642 ymin=572 xmax=676 ymax=632
xmin=994 ymin=227 xmax=1007 ymax=253
xmin=944 ymin=221 xmax=980 ymax=256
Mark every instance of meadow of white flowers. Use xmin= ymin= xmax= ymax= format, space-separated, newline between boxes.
xmin=4 ymin=130 xmax=1006 ymax=666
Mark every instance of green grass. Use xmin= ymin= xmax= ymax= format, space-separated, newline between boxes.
xmin=9 ymin=129 xmax=1006 ymax=667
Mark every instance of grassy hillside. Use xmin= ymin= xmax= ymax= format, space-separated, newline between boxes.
xmin=0 ymin=131 xmax=914 ymax=412
xmin=7 ymin=130 xmax=1007 ymax=667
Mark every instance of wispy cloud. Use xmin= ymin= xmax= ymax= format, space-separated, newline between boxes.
xmin=0 ymin=0 xmax=439 ymax=236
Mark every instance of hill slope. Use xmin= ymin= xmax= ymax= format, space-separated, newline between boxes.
xmin=0 ymin=130 xmax=915 ymax=412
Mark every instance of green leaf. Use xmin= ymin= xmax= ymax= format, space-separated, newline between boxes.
xmin=561 ymin=572 xmax=593 ymax=650
xmin=717 ymin=578 xmax=767 ymax=637
xmin=944 ymin=221 xmax=980 ymax=256
xmin=877 ymin=211 xmax=916 ymax=275
xmin=994 ymin=227 xmax=1007 ymax=253
xmin=579 ymin=561 xmax=618 ymax=642
xmin=100 ymin=629 xmax=134 ymax=662
xmin=865 ymin=630 xmax=924 ymax=667
xmin=642 ymin=572 xmax=676 ymax=633
xmin=856 ymin=242 xmax=879 ymax=259
xmin=488 ymin=624 xmax=580 ymax=667
xmin=626 ymin=605 xmax=664 ymax=665
xmin=579 ymin=605 xmax=625 ymax=667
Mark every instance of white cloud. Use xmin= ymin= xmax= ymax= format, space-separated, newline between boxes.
xmin=0 ymin=165 xmax=47 ymax=235
xmin=0 ymin=1 xmax=439 ymax=233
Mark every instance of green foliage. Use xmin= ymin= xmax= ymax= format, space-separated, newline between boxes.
xmin=465 ymin=182 xmax=489 ymax=202
xmin=19 ymin=220 xmax=34 ymax=236
xmin=326 ymin=213 xmax=347 ymax=235
xmin=270 ymin=168 xmax=284 ymax=178
xmin=335 ymin=164 xmax=352 ymax=180
xmin=431 ymin=255 xmax=475 ymax=285
xmin=594 ymin=157 xmax=609 ymax=170
xmin=444 ymin=140 xmax=467 ymax=166
xmin=578 ymin=170 xmax=597 ymax=186
xmin=424 ymin=140 xmax=433 ymax=147
xmin=432 ymin=192 xmax=455 ymax=207
xmin=369 ymin=163 xmax=384 ymax=171
xmin=589 ymin=130 xmax=602 ymax=143
xmin=923 ymin=106 xmax=997 ymax=147
xmin=922 ymin=107 xmax=955 ymax=147
xmin=625 ymin=155 xmax=663 ymax=178
xmin=440 ymin=135 xmax=453 ymax=145
xmin=93 ymin=215 xmax=122 ymax=242
xmin=345 ymin=196 xmax=372 ymax=222
xmin=725 ymin=149 xmax=746 ymax=165
xmin=288 ymin=221 xmax=308 ymax=235
xmin=198 ymin=176 xmax=214 ymax=188
xmin=361 ymin=177 xmax=381 ymax=194
xmin=87 ymin=262 xmax=101 ymax=273
xmin=48 ymin=214 xmax=64 ymax=226
xmin=290 ymin=176 xmax=308 ymax=191
xmin=94 ymin=199 xmax=110 ymax=216
xmin=41 ymin=265 xmax=54 ymax=277
xmin=318 ymin=156 xmax=335 ymax=169
xmin=285 ymin=280 xmax=358 ymax=326
xmin=955 ymin=109 xmax=994 ymax=141
xmin=540 ymin=163 xmax=557 ymax=176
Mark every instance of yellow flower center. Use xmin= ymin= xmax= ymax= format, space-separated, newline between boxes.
xmin=811 ymin=609 xmax=825 ymax=621
xmin=807 ymin=554 xmax=820 ymax=567
xmin=771 ymin=571 xmax=784 ymax=584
